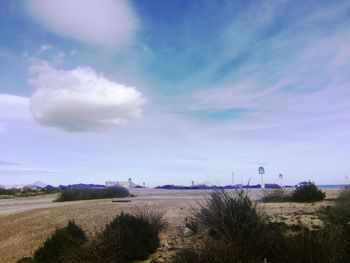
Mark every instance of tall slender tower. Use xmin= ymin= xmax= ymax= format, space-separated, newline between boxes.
xmin=259 ymin=167 xmax=265 ymax=189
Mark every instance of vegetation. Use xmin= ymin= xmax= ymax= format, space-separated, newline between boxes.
xmin=321 ymin=188 xmax=350 ymax=225
xmin=92 ymin=212 xmax=161 ymax=261
xmin=19 ymin=220 xmax=86 ymax=263
xmin=291 ymin=181 xmax=325 ymax=202
xmin=0 ymin=187 xmax=52 ymax=198
xmin=55 ymin=186 xmax=130 ymax=202
xmin=0 ymin=188 xmax=18 ymax=195
xmin=15 ymin=187 xmax=350 ymax=263
xmin=174 ymin=189 xmax=349 ymax=263
xmin=261 ymin=188 xmax=291 ymax=203
xmin=18 ymin=210 xmax=166 ymax=263
xmin=261 ymin=182 xmax=325 ymax=203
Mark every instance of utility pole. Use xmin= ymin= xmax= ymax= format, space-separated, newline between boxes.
xmin=232 ymin=172 xmax=235 ymax=187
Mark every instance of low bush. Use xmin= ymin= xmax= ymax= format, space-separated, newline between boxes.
xmin=97 ymin=212 xmax=160 ymax=261
xmin=194 ymin=189 xmax=275 ymax=261
xmin=321 ymin=188 xmax=350 ymax=225
xmin=291 ymin=181 xmax=325 ymax=202
xmin=55 ymin=186 xmax=130 ymax=202
xmin=21 ymin=210 xmax=166 ymax=263
xmin=173 ymin=188 xmax=349 ymax=263
xmin=132 ymin=207 xmax=168 ymax=233
xmin=278 ymin=226 xmax=348 ymax=263
xmin=0 ymin=188 xmax=18 ymax=195
xmin=197 ymin=189 xmax=267 ymax=243
xmin=261 ymin=188 xmax=291 ymax=203
xmin=19 ymin=220 xmax=86 ymax=263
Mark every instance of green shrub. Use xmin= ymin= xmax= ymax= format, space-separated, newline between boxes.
xmin=97 ymin=212 xmax=160 ymax=261
xmin=55 ymin=186 xmax=130 ymax=202
xmin=261 ymin=188 xmax=291 ymax=203
xmin=19 ymin=210 xmax=165 ymax=263
xmin=291 ymin=181 xmax=325 ymax=202
xmin=19 ymin=220 xmax=86 ymax=263
xmin=0 ymin=188 xmax=19 ymax=195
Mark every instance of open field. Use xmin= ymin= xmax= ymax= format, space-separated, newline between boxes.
xmin=0 ymin=188 xmax=340 ymax=263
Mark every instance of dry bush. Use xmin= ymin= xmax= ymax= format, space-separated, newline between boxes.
xmin=261 ymin=188 xmax=291 ymax=203
xmin=321 ymin=188 xmax=350 ymax=225
xmin=174 ymin=189 xmax=350 ymax=263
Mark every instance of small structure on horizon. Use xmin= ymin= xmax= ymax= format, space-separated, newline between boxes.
xmin=259 ymin=166 xmax=265 ymax=189
xmin=105 ymin=178 xmax=137 ymax=189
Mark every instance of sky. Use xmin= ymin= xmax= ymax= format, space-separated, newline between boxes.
xmin=0 ymin=0 xmax=350 ymax=187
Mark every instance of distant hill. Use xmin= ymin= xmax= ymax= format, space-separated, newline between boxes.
xmin=33 ymin=181 xmax=47 ymax=188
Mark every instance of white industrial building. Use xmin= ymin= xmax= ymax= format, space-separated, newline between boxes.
xmin=105 ymin=178 xmax=137 ymax=188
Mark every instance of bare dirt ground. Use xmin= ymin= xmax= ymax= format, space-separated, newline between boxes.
xmin=0 ymin=189 xmax=340 ymax=263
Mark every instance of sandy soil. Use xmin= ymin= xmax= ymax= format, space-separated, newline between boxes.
xmin=0 ymin=189 xmax=340 ymax=263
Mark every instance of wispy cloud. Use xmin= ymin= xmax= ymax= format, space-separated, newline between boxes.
xmin=0 ymin=167 xmax=58 ymax=175
xmin=163 ymin=0 xmax=350 ymax=144
xmin=39 ymin=44 xmax=53 ymax=53
xmin=0 ymin=161 xmax=19 ymax=166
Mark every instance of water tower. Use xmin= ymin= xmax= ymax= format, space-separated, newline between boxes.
xmin=258 ymin=167 xmax=265 ymax=189
xmin=279 ymin=173 xmax=283 ymax=188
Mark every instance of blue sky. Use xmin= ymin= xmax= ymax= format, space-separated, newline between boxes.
xmin=0 ymin=0 xmax=350 ymax=186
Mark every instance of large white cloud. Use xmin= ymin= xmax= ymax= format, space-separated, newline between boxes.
xmin=26 ymin=0 xmax=138 ymax=47
xmin=28 ymin=62 xmax=145 ymax=132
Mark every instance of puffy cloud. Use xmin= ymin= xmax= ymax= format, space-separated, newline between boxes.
xmin=28 ymin=62 xmax=145 ymax=132
xmin=26 ymin=0 xmax=138 ymax=47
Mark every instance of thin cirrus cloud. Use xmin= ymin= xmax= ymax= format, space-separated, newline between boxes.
xmin=26 ymin=0 xmax=138 ymax=47
xmin=28 ymin=61 xmax=145 ymax=132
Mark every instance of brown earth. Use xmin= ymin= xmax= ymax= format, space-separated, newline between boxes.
xmin=0 ymin=188 xmax=340 ymax=263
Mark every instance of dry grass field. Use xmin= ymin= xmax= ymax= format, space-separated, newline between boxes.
xmin=0 ymin=188 xmax=340 ymax=263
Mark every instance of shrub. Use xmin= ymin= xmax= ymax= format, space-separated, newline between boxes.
xmin=173 ymin=189 xmax=350 ymax=263
xmin=94 ymin=212 xmax=161 ymax=261
xmin=321 ymin=188 xmax=350 ymax=225
xmin=194 ymin=189 xmax=277 ymax=261
xmin=19 ymin=210 xmax=165 ymax=263
xmin=197 ymin=189 xmax=266 ymax=242
xmin=291 ymin=181 xmax=325 ymax=202
xmin=261 ymin=188 xmax=291 ymax=203
xmin=132 ymin=207 xmax=168 ymax=232
xmin=55 ymin=186 xmax=130 ymax=202
xmin=0 ymin=188 xmax=18 ymax=195
xmin=19 ymin=220 xmax=86 ymax=263
xmin=272 ymin=226 xmax=348 ymax=263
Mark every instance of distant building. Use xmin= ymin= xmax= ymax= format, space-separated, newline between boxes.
xmin=105 ymin=178 xmax=137 ymax=188
xmin=20 ymin=184 xmax=41 ymax=190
